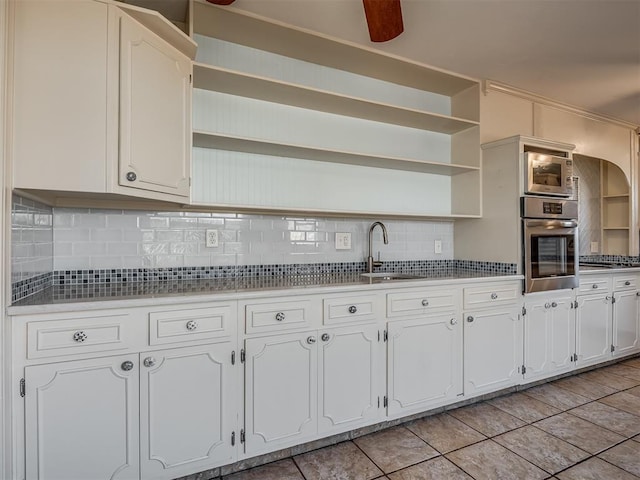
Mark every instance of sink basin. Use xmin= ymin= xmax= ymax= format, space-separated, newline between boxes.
xmin=360 ymin=272 xmax=425 ymax=281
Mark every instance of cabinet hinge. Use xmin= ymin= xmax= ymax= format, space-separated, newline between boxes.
xmin=19 ymin=378 xmax=25 ymax=398
xmin=611 ymin=296 xmax=616 ymax=304
xmin=377 ymin=396 xmax=380 ymax=408
xmin=231 ymin=431 xmax=236 ymax=446
xmin=383 ymin=330 xmax=388 ymax=342
xmin=189 ymin=73 xmax=192 ymax=84
xmin=574 ymin=300 xmax=578 ymax=309
xmin=522 ymin=306 xmax=526 ymax=316
xmin=383 ymin=396 xmax=388 ymax=407
xmin=521 ymin=365 xmax=527 ymax=375
xmin=611 ymin=344 xmax=616 ymax=353
xmin=572 ymin=353 xmax=578 ymax=362
xmin=240 ymin=429 xmax=245 ymax=443
xmin=240 ymin=349 xmax=246 ymax=363
xmin=378 ymin=330 xmax=380 ymax=342
xmin=231 ymin=350 xmax=236 ymax=365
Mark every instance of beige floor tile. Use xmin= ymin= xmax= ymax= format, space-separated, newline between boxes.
xmin=556 ymin=457 xmax=638 ymax=480
xmin=578 ymin=369 xmax=639 ymax=390
xmin=522 ymin=383 xmax=591 ymax=410
xmin=294 ymin=441 xmax=382 ymax=480
xmin=387 ymin=457 xmax=472 ymax=480
xmin=493 ymin=426 xmax=589 ymax=474
xmin=223 ymin=459 xmax=303 ymax=480
xmin=446 ymin=439 xmax=547 ymax=480
xmin=488 ymin=392 xmax=562 ymax=423
xmin=448 ymin=402 xmax=526 ymax=437
xmin=569 ymin=401 xmax=640 ymax=437
xmin=602 ymin=363 xmax=640 ymax=382
xmin=353 ymin=426 xmax=439 ymax=473
xmin=598 ymin=439 xmax=640 ymax=476
xmin=534 ymin=412 xmax=625 ymax=454
xmin=406 ymin=413 xmax=486 ymax=454
xmin=626 ymin=385 xmax=640 ymax=398
xmin=552 ymin=375 xmax=618 ymax=399
xmin=600 ymin=391 xmax=640 ymax=416
xmin=621 ymin=356 xmax=640 ymax=369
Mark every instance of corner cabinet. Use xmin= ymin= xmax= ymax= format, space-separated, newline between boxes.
xmin=189 ymin=2 xmax=481 ymax=218
xmin=11 ymin=0 xmax=195 ymax=205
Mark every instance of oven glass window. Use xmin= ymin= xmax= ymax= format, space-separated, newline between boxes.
xmin=531 ymin=235 xmax=575 ymax=278
xmin=532 ymin=163 xmax=562 ymax=187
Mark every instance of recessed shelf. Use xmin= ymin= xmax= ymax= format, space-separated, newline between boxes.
xmin=193 ymin=131 xmax=479 ymax=175
xmin=193 ymin=64 xmax=478 ymax=135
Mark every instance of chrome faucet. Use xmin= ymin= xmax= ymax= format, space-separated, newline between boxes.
xmin=366 ymin=221 xmax=389 ymax=273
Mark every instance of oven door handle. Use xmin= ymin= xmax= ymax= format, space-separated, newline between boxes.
xmin=524 ymin=219 xmax=578 ymax=228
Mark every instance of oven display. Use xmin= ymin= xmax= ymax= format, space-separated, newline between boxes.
xmin=542 ymin=202 xmax=563 ymax=215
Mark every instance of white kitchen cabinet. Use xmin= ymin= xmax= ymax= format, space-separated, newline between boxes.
xmin=11 ymin=0 xmax=194 ymax=204
xmin=386 ymin=313 xmax=462 ymax=416
xmin=575 ymin=293 xmax=612 ymax=368
xmin=25 ymin=355 xmax=140 ymax=480
xmin=463 ymin=307 xmax=523 ymax=397
xmin=612 ymin=282 xmax=640 ymax=358
xmin=139 ymin=343 xmax=236 ymax=480
xmin=523 ymin=293 xmax=576 ymax=382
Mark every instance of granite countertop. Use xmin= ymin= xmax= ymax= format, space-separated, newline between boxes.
xmin=10 ymin=269 xmax=522 ymax=311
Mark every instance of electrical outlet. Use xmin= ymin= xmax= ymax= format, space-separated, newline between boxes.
xmin=335 ymin=232 xmax=352 ymax=250
xmin=590 ymin=241 xmax=599 ymax=253
xmin=434 ymin=240 xmax=442 ymax=254
xmin=205 ymin=229 xmax=219 ymax=248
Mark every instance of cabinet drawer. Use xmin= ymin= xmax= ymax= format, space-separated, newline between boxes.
xmin=245 ymin=298 xmax=319 ymax=334
xmin=149 ymin=304 xmax=234 ymax=346
xmin=27 ymin=313 xmax=131 ymax=359
xmin=387 ymin=288 xmax=458 ymax=318
xmin=463 ymin=283 xmax=520 ymax=309
xmin=577 ymin=276 xmax=612 ymax=295
xmin=613 ymin=275 xmax=638 ymax=291
xmin=323 ymin=294 xmax=379 ymax=325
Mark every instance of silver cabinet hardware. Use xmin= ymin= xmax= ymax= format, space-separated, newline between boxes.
xmin=186 ymin=320 xmax=197 ymax=331
xmin=121 ymin=361 xmax=134 ymax=371
xmin=348 ymin=305 xmax=357 ymax=314
xmin=466 ymin=316 xmax=474 ymax=323
xmin=551 ymin=302 xmax=558 ymax=308
xmin=450 ymin=318 xmax=457 ymax=325
xmin=73 ymin=331 xmax=87 ymax=342
xmin=606 ymin=295 xmax=612 ymax=302
xmin=125 ymin=171 xmax=137 ymax=182
xmin=637 ymin=292 xmax=640 ymax=297
xmin=490 ymin=293 xmax=498 ymax=300
xmin=545 ymin=303 xmax=551 ymax=309
xmin=421 ymin=299 xmax=429 ymax=307
xmin=306 ymin=336 xmax=316 ymax=345
xmin=321 ymin=333 xmax=330 ymax=342
xmin=143 ymin=357 xmax=156 ymax=368
xmin=625 ymin=281 xmax=631 ymax=286
xmin=275 ymin=312 xmax=285 ymax=322
xmin=592 ymin=284 xmax=598 ymax=289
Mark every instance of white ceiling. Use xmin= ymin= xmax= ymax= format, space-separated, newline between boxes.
xmin=133 ymin=0 xmax=640 ymax=127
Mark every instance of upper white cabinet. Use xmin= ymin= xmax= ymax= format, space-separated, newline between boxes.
xmin=11 ymin=0 xmax=195 ymax=204
xmin=189 ymin=2 xmax=481 ymax=218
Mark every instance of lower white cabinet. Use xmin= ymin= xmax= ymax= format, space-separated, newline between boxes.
xmin=24 ymin=343 xmax=236 ymax=480
xmin=575 ymin=293 xmax=612 ymax=367
xmin=612 ymin=289 xmax=640 ymax=357
xmin=386 ymin=313 xmax=462 ymax=416
xmin=463 ymin=306 xmax=523 ymax=397
xmin=244 ymin=324 xmax=380 ymax=456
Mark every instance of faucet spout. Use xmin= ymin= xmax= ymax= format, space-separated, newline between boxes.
xmin=367 ymin=221 xmax=389 ymax=273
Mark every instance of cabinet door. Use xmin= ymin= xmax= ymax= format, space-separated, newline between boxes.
xmin=318 ymin=324 xmax=380 ymax=434
xmin=118 ymin=10 xmax=191 ymax=197
xmin=548 ymin=298 xmax=576 ymax=371
xmin=139 ymin=343 xmax=236 ymax=479
xmin=576 ymin=294 xmax=612 ymax=367
xmin=387 ymin=313 xmax=462 ymax=416
xmin=464 ymin=307 xmax=523 ymax=397
xmin=25 ymin=355 xmax=139 ymax=480
xmin=613 ymin=290 xmax=640 ymax=357
xmin=244 ymin=332 xmax=317 ymax=455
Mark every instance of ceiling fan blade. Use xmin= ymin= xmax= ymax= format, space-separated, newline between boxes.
xmin=206 ymin=0 xmax=236 ymax=5
xmin=362 ymin=0 xmax=404 ymax=42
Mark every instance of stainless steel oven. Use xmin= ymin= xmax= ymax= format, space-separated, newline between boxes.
xmin=522 ymin=196 xmax=579 ymax=293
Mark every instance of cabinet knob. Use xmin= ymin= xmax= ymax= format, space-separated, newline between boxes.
xmin=121 ymin=361 xmax=134 ymax=371
xmin=450 ymin=318 xmax=457 ymax=326
xmin=545 ymin=303 xmax=551 ymax=309
xmin=348 ymin=305 xmax=357 ymax=314
xmin=466 ymin=316 xmax=474 ymax=323
xmin=306 ymin=336 xmax=316 ymax=345
xmin=186 ymin=320 xmax=197 ymax=331
xmin=73 ymin=331 xmax=87 ymax=342
xmin=606 ymin=295 xmax=612 ymax=302
xmin=126 ymin=171 xmax=137 ymax=182
xmin=421 ymin=299 xmax=429 ymax=307
xmin=592 ymin=284 xmax=598 ymax=289
xmin=551 ymin=302 xmax=558 ymax=308
xmin=321 ymin=333 xmax=330 ymax=342
xmin=625 ymin=281 xmax=631 ymax=286
xmin=275 ymin=312 xmax=285 ymax=322
xmin=143 ymin=357 xmax=156 ymax=368
xmin=491 ymin=293 xmax=498 ymax=300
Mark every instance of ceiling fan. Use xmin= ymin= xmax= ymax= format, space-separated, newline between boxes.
xmin=205 ymin=0 xmax=404 ymax=42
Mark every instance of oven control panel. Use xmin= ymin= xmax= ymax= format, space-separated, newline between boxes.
xmin=521 ymin=196 xmax=578 ymax=220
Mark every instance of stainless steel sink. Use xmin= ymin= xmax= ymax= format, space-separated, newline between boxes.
xmin=360 ymin=272 xmax=425 ymax=281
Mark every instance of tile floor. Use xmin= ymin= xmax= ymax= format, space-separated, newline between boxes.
xmin=217 ymin=357 xmax=640 ymax=480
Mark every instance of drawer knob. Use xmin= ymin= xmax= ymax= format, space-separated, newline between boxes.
xmin=466 ymin=316 xmax=474 ymax=323
xmin=73 ymin=331 xmax=87 ymax=343
xmin=186 ymin=320 xmax=197 ymax=331
xmin=275 ymin=312 xmax=286 ymax=322
xmin=348 ymin=305 xmax=357 ymax=314
xmin=592 ymin=284 xmax=598 ymax=289
xmin=126 ymin=171 xmax=137 ymax=182
xmin=143 ymin=357 xmax=156 ymax=368
xmin=450 ymin=318 xmax=457 ymax=326
xmin=625 ymin=281 xmax=631 ymax=286
xmin=321 ymin=333 xmax=330 ymax=342
xmin=491 ymin=293 xmax=498 ymax=300
xmin=421 ymin=299 xmax=429 ymax=307
xmin=121 ymin=361 xmax=134 ymax=372
xmin=306 ymin=336 xmax=316 ymax=345
xmin=551 ymin=302 xmax=558 ymax=308
xmin=545 ymin=302 xmax=551 ymax=309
